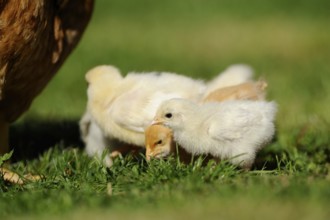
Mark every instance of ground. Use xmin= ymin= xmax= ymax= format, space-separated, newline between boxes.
xmin=1 ymin=0 xmax=329 ymax=219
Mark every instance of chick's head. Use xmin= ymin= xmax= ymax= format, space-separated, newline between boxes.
xmin=152 ymin=98 xmax=195 ymax=130
xmin=145 ymin=124 xmax=175 ymax=161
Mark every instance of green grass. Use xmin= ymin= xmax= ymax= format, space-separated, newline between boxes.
xmin=1 ymin=0 xmax=330 ymax=219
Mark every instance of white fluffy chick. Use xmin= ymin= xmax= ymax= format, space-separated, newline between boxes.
xmin=145 ymin=80 xmax=268 ymax=161
xmin=86 ymin=65 xmax=206 ymax=148
xmin=152 ymin=98 xmax=277 ymax=169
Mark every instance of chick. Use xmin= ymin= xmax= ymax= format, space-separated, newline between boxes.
xmin=145 ymin=124 xmax=197 ymax=163
xmin=203 ymin=80 xmax=267 ymax=103
xmin=203 ymin=64 xmax=254 ymax=98
xmin=152 ymin=99 xmax=277 ymax=169
xmin=145 ymin=124 xmax=174 ymax=160
xmin=83 ymin=65 xmax=206 ymax=164
xmin=145 ymin=80 xmax=268 ymax=161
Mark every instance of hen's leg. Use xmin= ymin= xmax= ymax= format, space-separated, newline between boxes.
xmin=0 ymin=116 xmax=23 ymax=184
xmin=0 ymin=167 xmax=24 ymax=185
xmin=0 ymin=115 xmax=9 ymax=155
xmin=0 ymin=115 xmax=41 ymax=184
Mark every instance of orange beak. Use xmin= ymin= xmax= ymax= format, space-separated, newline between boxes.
xmin=151 ymin=118 xmax=165 ymax=125
xmin=145 ymin=147 xmax=151 ymax=161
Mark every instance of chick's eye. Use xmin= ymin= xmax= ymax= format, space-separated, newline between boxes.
xmin=155 ymin=140 xmax=162 ymax=145
xmin=165 ymin=113 xmax=172 ymax=118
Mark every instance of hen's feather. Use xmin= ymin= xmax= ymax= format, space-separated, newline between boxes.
xmin=0 ymin=0 xmax=94 ymax=122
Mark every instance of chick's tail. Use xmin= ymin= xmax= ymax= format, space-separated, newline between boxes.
xmin=85 ymin=65 xmax=122 ymax=84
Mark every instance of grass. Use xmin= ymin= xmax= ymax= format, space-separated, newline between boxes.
xmin=1 ymin=0 xmax=330 ymax=219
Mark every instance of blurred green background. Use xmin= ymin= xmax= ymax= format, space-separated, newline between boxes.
xmin=21 ymin=0 xmax=330 ymax=129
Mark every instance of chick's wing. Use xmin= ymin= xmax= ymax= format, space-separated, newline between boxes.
xmin=206 ymin=104 xmax=263 ymax=142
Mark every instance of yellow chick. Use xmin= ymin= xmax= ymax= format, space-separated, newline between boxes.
xmin=203 ymin=64 xmax=254 ymax=97
xmin=145 ymin=124 xmax=175 ymax=160
xmin=145 ymin=124 xmax=200 ymax=163
xmin=203 ymin=80 xmax=267 ymax=102
xmin=82 ymin=65 xmax=207 ymax=165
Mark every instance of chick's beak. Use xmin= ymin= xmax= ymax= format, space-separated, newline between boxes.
xmin=145 ymin=146 xmax=152 ymax=161
xmin=151 ymin=118 xmax=165 ymax=125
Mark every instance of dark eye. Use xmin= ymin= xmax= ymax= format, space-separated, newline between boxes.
xmin=155 ymin=140 xmax=162 ymax=145
xmin=165 ymin=113 xmax=172 ymax=118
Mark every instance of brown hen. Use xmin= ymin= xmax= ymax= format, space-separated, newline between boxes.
xmin=0 ymin=0 xmax=94 ymax=182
